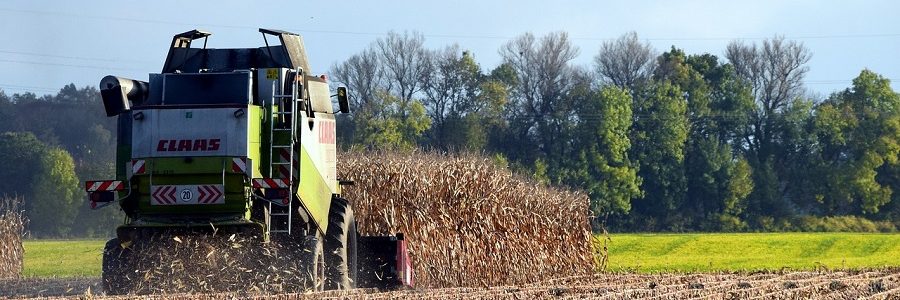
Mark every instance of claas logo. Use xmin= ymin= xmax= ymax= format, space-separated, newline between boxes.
xmin=318 ymin=121 xmax=335 ymax=144
xmin=157 ymin=139 xmax=221 ymax=152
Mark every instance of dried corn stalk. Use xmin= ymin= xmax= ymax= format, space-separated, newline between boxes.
xmin=339 ymin=151 xmax=594 ymax=288
xmin=0 ymin=196 xmax=25 ymax=279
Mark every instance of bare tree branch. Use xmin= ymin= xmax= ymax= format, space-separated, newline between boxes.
xmin=330 ymin=49 xmax=382 ymax=112
xmin=375 ymin=31 xmax=430 ymax=109
xmin=500 ymin=32 xmax=583 ymax=159
xmin=594 ymin=32 xmax=656 ymax=90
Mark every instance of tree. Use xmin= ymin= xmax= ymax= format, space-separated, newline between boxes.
xmin=569 ymin=86 xmax=642 ymax=217
xmin=725 ymin=36 xmax=811 ymax=161
xmin=352 ymin=91 xmax=431 ymax=150
xmin=594 ymin=32 xmax=656 ymax=91
xmin=375 ymin=31 xmax=430 ymax=113
xmin=29 ymin=148 xmax=81 ymax=237
xmin=0 ymin=132 xmax=82 ymax=237
xmin=421 ymin=46 xmax=481 ymax=149
xmin=331 ymin=49 xmax=383 ymax=110
xmin=498 ymin=32 xmax=584 ymax=175
xmin=654 ymin=48 xmax=755 ymax=230
xmin=0 ymin=90 xmax=12 ymax=133
xmin=331 ymin=49 xmax=383 ymax=145
xmin=725 ymin=36 xmax=812 ymax=223
xmin=0 ymin=132 xmax=47 ymax=198
xmin=628 ymin=82 xmax=690 ymax=230
xmin=331 ymin=32 xmax=433 ymax=149
xmin=814 ymin=70 xmax=899 ymax=214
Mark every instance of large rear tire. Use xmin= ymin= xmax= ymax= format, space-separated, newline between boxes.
xmin=324 ymin=197 xmax=358 ymax=290
xmin=101 ymin=238 xmax=133 ymax=295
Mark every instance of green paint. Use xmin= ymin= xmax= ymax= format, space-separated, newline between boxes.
xmin=296 ymin=145 xmax=332 ymax=234
xmin=246 ymin=105 xmax=263 ymax=178
xmin=134 ymin=171 xmax=247 ymax=215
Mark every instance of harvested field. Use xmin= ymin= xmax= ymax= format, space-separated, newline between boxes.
xmin=339 ymin=151 xmax=595 ymax=288
xmin=1 ymin=270 xmax=898 ymax=299
xmin=108 ymin=232 xmax=319 ymax=294
xmin=0 ymin=196 xmax=25 ymax=279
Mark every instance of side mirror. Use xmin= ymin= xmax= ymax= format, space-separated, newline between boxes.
xmin=336 ymin=87 xmax=350 ymax=114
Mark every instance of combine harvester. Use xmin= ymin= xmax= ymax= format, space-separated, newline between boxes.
xmin=85 ymin=29 xmax=413 ymax=294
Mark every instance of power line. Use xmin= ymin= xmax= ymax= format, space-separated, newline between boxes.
xmin=0 ymin=84 xmax=60 ymax=94
xmin=0 ymin=58 xmax=143 ymax=72
xmin=0 ymin=49 xmax=156 ymax=64
xmin=806 ymin=79 xmax=899 ymax=85
xmin=591 ymin=33 xmax=900 ymax=42
xmin=1 ymin=7 xmax=898 ymax=42
xmin=0 ymin=84 xmax=58 ymax=90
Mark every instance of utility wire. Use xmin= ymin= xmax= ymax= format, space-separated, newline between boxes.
xmin=1 ymin=7 xmax=898 ymax=42
xmin=0 ymin=84 xmax=59 ymax=92
xmin=0 ymin=58 xmax=143 ymax=71
xmin=0 ymin=49 xmax=156 ymax=64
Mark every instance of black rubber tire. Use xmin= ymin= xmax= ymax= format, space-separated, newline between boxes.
xmin=299 ymin=233 xmax=325 ymax=292
xmin=324 ymin=197 xmax=358 ymax=290
xmin=101 ymin=238 xmax=132 ymax=295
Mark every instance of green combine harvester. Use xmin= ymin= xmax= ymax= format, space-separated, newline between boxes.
xmin=85 ymin=28 xmax=413 ymax=294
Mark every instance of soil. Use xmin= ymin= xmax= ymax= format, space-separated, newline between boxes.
xmin=1 ymin=269 xmax=898 ymax=299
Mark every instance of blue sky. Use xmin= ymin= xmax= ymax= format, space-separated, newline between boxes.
xmin=0 ymin=0 xmax=897 ymax=98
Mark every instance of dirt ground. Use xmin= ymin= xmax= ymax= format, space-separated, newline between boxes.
xmin=1 ymin=270 xmax=898 ymax=299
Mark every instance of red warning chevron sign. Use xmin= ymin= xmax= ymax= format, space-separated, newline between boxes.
xmin=196 ymin=185 xmax=224 ymax=204
xmin=151 ymin=185 xmax=177 ymax=205
xmin=151 ymin=184 xmax=224 ymax=205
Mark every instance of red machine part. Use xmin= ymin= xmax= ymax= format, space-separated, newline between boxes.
xmin=357 ymin=233 xmax=415 ymax=289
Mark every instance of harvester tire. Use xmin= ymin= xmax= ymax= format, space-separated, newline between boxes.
xmin=101 ymin=238 xmax=133 ymax=295
xmin=324 ymin=197 xmax=358 ymax=290
xmin=300 ymin=233 xmax=325 ymax=292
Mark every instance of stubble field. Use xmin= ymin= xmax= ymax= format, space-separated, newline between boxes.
xmin=0 ymin=269 xmax=898 ymax=299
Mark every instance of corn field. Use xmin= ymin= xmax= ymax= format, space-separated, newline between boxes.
xmin=0 ymin=196 xmax=25 ymax=279
xmin=338 ymin=150 xmax=595 ymax=288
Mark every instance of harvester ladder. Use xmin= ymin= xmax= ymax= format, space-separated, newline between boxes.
xmin=266 ymin=68 xmax=301 ymax=236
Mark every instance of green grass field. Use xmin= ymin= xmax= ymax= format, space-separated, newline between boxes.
xmin=605 ymin=233 xmax=900 ymax=272
xmin=20 ymin=233 xmax=900 ymax=277
xmin=23 ymin=239 xmax=105 ymax=277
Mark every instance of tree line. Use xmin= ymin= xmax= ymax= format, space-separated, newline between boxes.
xmin=330 ymin=31 xmax=899 ymax=232
xmin=0 ymin=85 xmax=121 ymax=237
